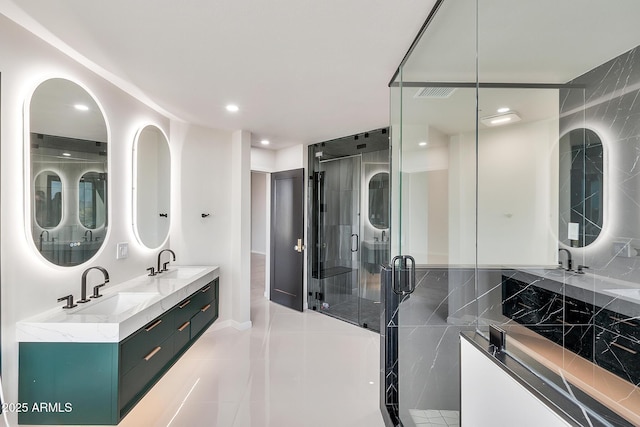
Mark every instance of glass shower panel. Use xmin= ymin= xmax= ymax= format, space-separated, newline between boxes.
xmin=389 ymin=1 xmax=478 ymax=425
xmin=316 ymin=156 xmax=362 ymax=326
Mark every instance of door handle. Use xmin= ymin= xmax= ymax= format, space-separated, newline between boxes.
xmin=294 ymin=238 xmax=306 ymax=252
xmin=351 ymin=233 xmax=359 ymax=252
xmin=391 ymin=255 xmax=416 ymax=295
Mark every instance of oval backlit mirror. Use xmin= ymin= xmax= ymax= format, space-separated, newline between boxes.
xmin=29 ymin=78 xmax=108 ymax=266
xmin=368 ymin=172 xmax=389 ymax=229
xmin=133 ymin=125 xmax=170 ymax=249
xmin=558 ymin=128 xmax=604 ymax=247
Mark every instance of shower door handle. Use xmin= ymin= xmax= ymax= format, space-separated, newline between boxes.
xmin=351 ymin=233 xmax=359 ymax=252
xmin=391 ymin=255 xmax=416 ymax=295
xmin=294 ymin=238 xmax=306 ymax=253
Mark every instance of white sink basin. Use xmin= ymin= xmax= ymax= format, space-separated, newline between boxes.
xmin=73 ymin=292 xmax=159 ymax=316
xmin=603 ymin=288 xmax=640 ymax=302
xmin=156 ymin=267 xmax=206 ymax=280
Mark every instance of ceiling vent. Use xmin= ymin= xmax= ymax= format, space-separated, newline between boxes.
xmin=414 ymin=87 xmax=456 ymax=99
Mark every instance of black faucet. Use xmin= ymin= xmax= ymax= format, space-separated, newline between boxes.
xmin=84 ymin=230 xmax=93 ymax=242
xmin=157 ymin=249 xmax=176 ymax=273
xmin=558 ymin=248 xmax=572 ymax=271
xmin=39 ymin=230 xmax=49 ymax=251
xmin=57 ymin=294 xmax=77 ymax=309
xmin=78 ymin=266 xmax=110 ymax=303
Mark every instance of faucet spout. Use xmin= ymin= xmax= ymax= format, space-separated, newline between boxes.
xmin=157 ymin=249 xmax=176 ymax=273
xmin=79 ymin=266 xmax=110 ymax=303
xmin=84 ymin=230 xmax=93 ymax=242
xmin=558 ymin=248 xmax=572 ymax=271
xmin=39 ymin=230 xmax=49 ymax=251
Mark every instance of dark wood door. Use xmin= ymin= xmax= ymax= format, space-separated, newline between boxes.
xmin=270 ymin=168 xmax=304 ymax=311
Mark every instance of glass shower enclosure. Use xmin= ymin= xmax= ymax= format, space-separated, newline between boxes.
xmin=382 ymin=1 xmax=640 ymax=426
xmin=308 ymin=130 xmax=389 ymax=332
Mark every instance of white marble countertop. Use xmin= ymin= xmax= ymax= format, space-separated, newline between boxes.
xmin=17 ymin=265 xmax=219 ymax=343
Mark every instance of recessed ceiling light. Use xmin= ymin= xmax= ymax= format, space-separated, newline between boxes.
xmin=497 ymin=107 xmax=510 ymax=113
xmin=418 ymin=141 xmax=427 ymax=146
xmin=74 ymin=104 xmax=89 ymax=111
xmin=261 ymin=139 xmax=270 ymax=145
xmin=226 ymin=104 xmax=239 ymax=112
xmin=62 ymin=152 xmax=71 ymax=157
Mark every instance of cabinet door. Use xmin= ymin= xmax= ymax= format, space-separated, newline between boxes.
xmin=564 ymin=296 xmax=595 ymax=360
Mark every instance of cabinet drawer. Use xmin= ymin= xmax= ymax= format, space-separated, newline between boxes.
xmin=190 ymin=300 xmax=217 ymax=339
xmin=595 ymin=327 xmax=640 ymax=384
xmin=174 ymin=296 xmax=199 ymax=329
xmin=191 ymin=281 xmax=216 ymax=310
xmin=120 ymin=334 xmax=175 ymax=412
xmin=120 ymin=310 xmax=175 ymax=375
xmin=502 ymin=277 xmax=563 ymax=325
xmin=174 ymin=319 xmax=191 ymax=355
xmin=595 ymin=307 xmax=640 ymax=341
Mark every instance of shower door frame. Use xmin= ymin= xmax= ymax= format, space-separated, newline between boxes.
xmin=313 ymin=154 xmax=365 ymax=328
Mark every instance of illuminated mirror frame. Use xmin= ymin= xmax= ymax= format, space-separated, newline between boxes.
xmin=132 ymin=124 xmax=171 ymax=249
xmin=558 ymin=126 xmax=607 ymax=248
xmin=26 ymin=77 xmax=110 ymax=266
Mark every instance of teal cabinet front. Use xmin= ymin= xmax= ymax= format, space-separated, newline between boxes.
xmin=19 ymin=342 xmax=119 ymax=425
xmin=18 ymin=278 xmax=219 ymax=425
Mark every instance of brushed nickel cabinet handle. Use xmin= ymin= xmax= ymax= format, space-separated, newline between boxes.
xmin=517 ymin=302 xmax=532 ymax=310
xmin=611 ymin=341 xmax=637 ymax=355
xmin=609 ymin=316 xmax=637 ymax=327
xmin=178 ymin=321 xmax=190 ymax=332
xmin=144 ymin=346 xmax=162 ymax=361
xmin=179 ymin=300 xmax=191 ymax=309
xmin=145 ymin=319 xmax=162 ymax=332
xmin=201 ymin=303 xmax=211 ymax=312
xmin=201 ymin=285 xmax=211 ymax=293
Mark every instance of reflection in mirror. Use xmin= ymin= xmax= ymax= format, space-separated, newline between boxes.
xmin=559 ymin=128 xmax=604 ymax=247
xmin=79 ymin=172 xmax=107 ymax=229
xmin=134 ymin=125 xmax=170 ymax=249
xmin=34 ymin=171 xmax=62 ymax=229
xmin=29 ymin=78 xmax=108 ymax=266
xmin=368 ymin=172 xmax=389 ymax=229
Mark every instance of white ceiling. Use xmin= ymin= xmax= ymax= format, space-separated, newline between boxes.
xmin=4 ymin=0 xmax=435 ymax=150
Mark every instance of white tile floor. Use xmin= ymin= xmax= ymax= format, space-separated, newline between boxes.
xmin=409 ymin=410 xmax=460 ymax=427
xmin=117 ymin=254 xmax=384 ymax=427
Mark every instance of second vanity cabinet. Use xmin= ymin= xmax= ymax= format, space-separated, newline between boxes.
xmin=502 ymin=273 xmax=640 ymax=385
xmin=19 ymin=278 xmax=219 ymax=425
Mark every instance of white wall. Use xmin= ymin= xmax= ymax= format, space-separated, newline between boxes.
xmin=251 ymin=172 xmax=267 ymax=254
xmin=461 ymin=338 xmax=571 ymax=427
xmin=449 ymin=118 xmax=559 ymax=266
xmin=251 ymin=147 xmax=276 ymax=172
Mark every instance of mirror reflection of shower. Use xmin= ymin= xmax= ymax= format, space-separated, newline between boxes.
xmin=308 ymin=128 xmax=389 ymax=331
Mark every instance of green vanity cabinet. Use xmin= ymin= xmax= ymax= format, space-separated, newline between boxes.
xmin=18 ymin=278 xmax=219 ymax=425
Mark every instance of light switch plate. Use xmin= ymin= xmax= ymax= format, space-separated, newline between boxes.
xmin=568 ymin=222 xmax=579 ymax=241
xmin=116 ymin=242 xmax=129 ymax=259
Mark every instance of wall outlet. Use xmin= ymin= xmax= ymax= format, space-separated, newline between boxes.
xmin=612 ymin=241 xmax=633 ymax=258
xmin=116 ymin=242 xmax=129 ymax=259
